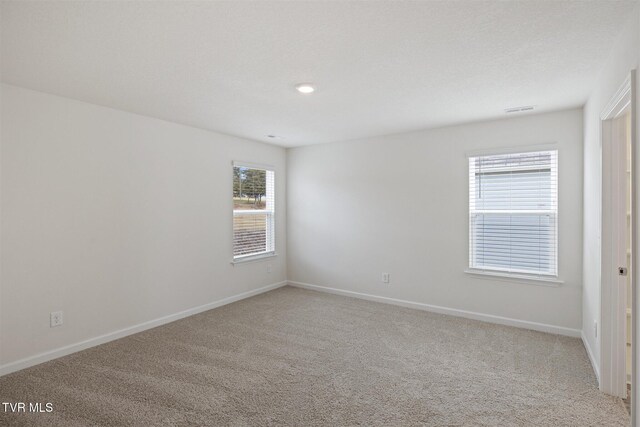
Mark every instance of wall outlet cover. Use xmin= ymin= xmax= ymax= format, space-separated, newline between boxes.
xmin=50 ymin=311 xmax=63 ymax=327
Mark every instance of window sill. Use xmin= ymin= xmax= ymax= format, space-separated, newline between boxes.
xmin=464 ymin=269 xmax=563 ymax=287
xmin=231 ymin=252 xmax=277 ymax=265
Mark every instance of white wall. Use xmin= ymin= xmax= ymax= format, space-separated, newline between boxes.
xmin=0 ymin=84 xmax=287 ymax=367
xmin=287 ymin=109 xmax=583 ymax=332
xmin=582 ymin=6 xmax=640 ymax=378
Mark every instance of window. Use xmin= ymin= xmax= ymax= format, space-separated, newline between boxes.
xmin=233 ymin=163 xmax=275 ymax=261
xmin=468 ymin=150 xmax=558 ymax=278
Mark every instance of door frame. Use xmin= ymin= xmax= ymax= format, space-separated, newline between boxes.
xmin=600 ymin=70 xmax=636 ymax=420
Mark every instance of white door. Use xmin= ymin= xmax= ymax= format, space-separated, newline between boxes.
xmin=613 ymin=112 xmax=631 ymax=398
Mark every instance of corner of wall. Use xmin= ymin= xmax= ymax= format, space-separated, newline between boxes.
xmin=582 ymin=330 xmax=601 ymax=385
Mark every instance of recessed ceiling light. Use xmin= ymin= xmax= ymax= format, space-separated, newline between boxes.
xmin=266 ymin=135 xmax=283 ymax=140
xmin=295 ymin=83 xmax=315 ymax=94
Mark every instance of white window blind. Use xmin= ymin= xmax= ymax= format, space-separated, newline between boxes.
xmin=468 ymin=150 xmax=558 ymax=277
xmin=233 ymin=164 xmax=275 ymax=260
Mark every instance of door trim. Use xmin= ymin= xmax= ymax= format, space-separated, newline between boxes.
xmin=599 ymin=71 xmax=636 ymax=423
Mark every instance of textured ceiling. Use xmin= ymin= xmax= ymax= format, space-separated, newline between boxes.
xmin=1 ymin=1 xmax=637 ymax=147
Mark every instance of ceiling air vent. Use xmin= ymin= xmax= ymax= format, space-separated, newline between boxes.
xmin=505 ymin=106 xmax=535 ymax=114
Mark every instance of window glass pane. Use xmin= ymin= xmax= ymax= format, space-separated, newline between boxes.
xmin=472 ymin=213 xmax=554 ymax=273
xmin=233 ymin=212 xmax=268 ymax=256
xmin=475 ymin=170 xmax=552 ymax=210
xmin=233 ymin=167 xmax=267 ymax=210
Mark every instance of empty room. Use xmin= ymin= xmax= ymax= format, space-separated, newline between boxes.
xmin=1 ymin=1 xmax=640 ymax=426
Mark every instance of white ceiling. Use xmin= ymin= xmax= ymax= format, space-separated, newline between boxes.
xmin=2 ymin=1 xmax=637 ymax=147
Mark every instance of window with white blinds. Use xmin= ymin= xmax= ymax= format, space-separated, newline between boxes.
xmin=233 ymin=163 xmax=275 ymax=260
xmin=468 ymin=150 xmax=558 ymax=277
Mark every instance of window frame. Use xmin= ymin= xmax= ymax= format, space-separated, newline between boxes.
xmin=465 ymin=146 xmax=561 ymax=283
xmin=231 ymin=161 xmax=277 ymax=264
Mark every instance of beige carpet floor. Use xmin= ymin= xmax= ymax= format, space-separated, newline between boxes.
xmin=0 ymin=286 xmax=630 ymax=426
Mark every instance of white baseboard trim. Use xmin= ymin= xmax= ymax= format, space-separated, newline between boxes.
xmin=581 ymin=331 xmax=601 ymax=385
xmin=0 ymin=281 xmax=287 ymax=377
xmin=288 ymin=281 xmax=582 ymax=338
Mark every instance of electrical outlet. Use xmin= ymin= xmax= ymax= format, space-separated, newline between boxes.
xmin=594 ymin=320 xmax=598 ymax=338
xmin=50 ymin=311 xmax=63 ymax=328
xmin=267 ymin=263 xmax=272 ymax=274
xmin=382 ymin=273 xmax=390 ymax=284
